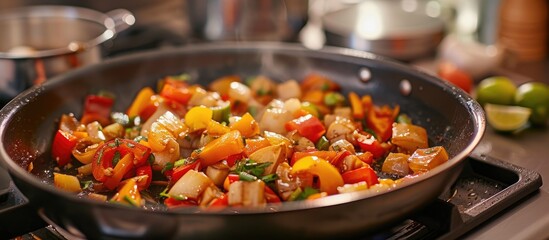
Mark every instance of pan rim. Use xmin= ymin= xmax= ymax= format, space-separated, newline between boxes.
xmin=0 ymin=42 xmax=486 ymax=215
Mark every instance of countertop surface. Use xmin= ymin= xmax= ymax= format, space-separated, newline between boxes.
xmin=465 ymin=125 xmax=549 ymax=239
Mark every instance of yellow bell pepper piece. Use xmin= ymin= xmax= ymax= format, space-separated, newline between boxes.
xmin=111 ymin=178 xmax=142 ymax=207
xmin=291 ymin=156 xmax=344 ymax=195
xmin=126 ymin=87 xmax=155 ymax=117
xmin=185 ymin=106 xmax=213 ymax=131
xmin=230 ymin=112 xmax=260 ymax=138
xmin=53 ymin=173 xmax=82 ymax=193
xmin=198 ymin=130 xmax=244 ymax=166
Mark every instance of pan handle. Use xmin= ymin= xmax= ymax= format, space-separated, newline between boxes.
xmin=105 ymin=9 xmax=136 ymax=34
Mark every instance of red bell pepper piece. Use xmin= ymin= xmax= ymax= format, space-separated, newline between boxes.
xmin=52 ymin=130 xmax=78 ymax=167
xmin=356 ymin=134 xmax=386 ymax=159
xmin=226 ymin=153 xmax=245 ymax=167
xmin=341 ymin=165 xmax=379 ymax=186
xmin=171 ymin=160 xmax=201 ymax=183
xmin=264 ymin=186 xmax=281 ymax=203
xmin=92 ymin=138 xmax=152 ymax=186
xmin=208 ymin=193 xmax=229 ymax=209
xmin=160 ymin=83 xmax=192 ymax=105
xmin=135 ymin=164 xmax=153 ymax=190
xmin=164 ymin=197 xmax=197 ymax=208
xmin=83 ymin=94 xmax=114 ymax=120
xmin=285 ymin=114 xmax=326 ymax=143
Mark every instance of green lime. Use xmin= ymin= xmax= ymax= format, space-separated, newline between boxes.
xmin=475 ymin=76 xmax=517 ymax=106
xmin=514 ymin=82 xmax=549 ymax=125
xmin=485 ymin=104 xmax=531 ymax=131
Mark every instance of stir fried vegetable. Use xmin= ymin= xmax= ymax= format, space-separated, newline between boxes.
xmin=49 ymin=73 xmax=449 ymax=210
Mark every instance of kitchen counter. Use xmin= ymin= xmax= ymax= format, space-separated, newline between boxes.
xmin=465 ymin=122 xmax=549 ymax=239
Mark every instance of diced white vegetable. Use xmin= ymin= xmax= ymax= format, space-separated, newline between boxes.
xmin=168 ymin=170 xmax=213 ymax=200
xmin=152 ymin=137 xmax=180 ymax=171
xmin=228 ymin=81 xmax=251 ymax=103
xmin=102 ymin=123 xmax=125 ymax=141
xmin=259 ymin=107 xmax=292 ymax=134
xmin=326 ymin=117 xmax=356 ymax=144
xmin=206 ymin=162 xmax=230 ymax=187
xmin=382 ymin=153 xmax=410 ymax=176
xmin=156 ymin=111 xmax=186 ymax=136
xmin=140 ymin=104 xmax=170 ymax=136
xmin=276 ymin=80 xmax=301 ymax=100
xmin=329 ymin=139 xmax=356 ymax=154
xmin=248 ymin=144 xmax=286 ymax=175
xmin=86 ymin=121 xmax=105 ymax=141
xmin=228 ymin=180 xmax=266 ymax=207
xmin=391 ymin=123 xmax=429 ymax=153
xmin=283 ymin=98 xmax=302 ymax=115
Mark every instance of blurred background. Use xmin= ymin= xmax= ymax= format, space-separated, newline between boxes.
xmin=0 ymin=0 xmax=546 ymax=83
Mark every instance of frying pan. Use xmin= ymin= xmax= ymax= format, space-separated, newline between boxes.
xmin=0 ymin=43 xmax=485 ymax=239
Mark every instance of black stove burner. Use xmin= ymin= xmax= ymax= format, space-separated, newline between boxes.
xmin=1 ymin=155 xmax=541 ymax=240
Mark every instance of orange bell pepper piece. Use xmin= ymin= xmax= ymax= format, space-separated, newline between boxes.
xmin=126 ymin=87 xmax=155 ymax=117
xmin=198 ymin=130 xmax=244 ymax=166
xmin=230 ymin=112 xmax=260 ymax=138
xmin=348 ymin=92 xmax=364 ymax=119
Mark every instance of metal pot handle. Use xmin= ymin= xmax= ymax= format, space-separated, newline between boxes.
xmin=105 ymin=9 xmax=135 ymax=34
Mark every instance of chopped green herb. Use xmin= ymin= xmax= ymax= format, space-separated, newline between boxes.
xmin=133 ymin=135 xmax=148 ymax=143
xmin=81 ymin=180 xmax=93 ymax=190
xmin=161 ymin=162 xmax=174 ymax=174
xmin=324 ymin=92 xmax=344 ymax=106
xmin=173 ymin=194 xmax=188 ymax=201
xmin=147 ymin=154 xmax=155 ymax=165
xmin=261 ymin=174 xmax=278 ymax=183
xmin=256 ymin=88 xmax=271 ymax=96
xmin=159 ymin=187 xmax=170 ymax=198
xmin=170 ymin=73 xmax=191 ymax=81
xmin=295 ymin=187 xmax=320 ymax=200
xmin=396 ymin=114 xmax=412 ymax=124
xmin=97 ymin=90 xmax=116 ymax=99
xmin=126 ymin=142 xmax=135 ymax=148
xmin=174 ymin=159 xmax=186 ymax=168
xmin=123 ymin=195 xmax=138 ymax=206
xmin=239 ymin=172 xmax=258 ymax=181
xmin=321 ymin=83 xmax=330 ymax=91
xmin=112 ymin=151 xmax=121 ymax=166
xmin=232 ymin=159 xmax=273 ymax=180
xmin=315 ymin=136 xmax=329 ymax=150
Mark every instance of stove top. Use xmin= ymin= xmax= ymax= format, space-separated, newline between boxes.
xmin=1 ymin=154 xmax=541 ymax=240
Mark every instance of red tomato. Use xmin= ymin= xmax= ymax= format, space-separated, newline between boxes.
xmin=437 ymin=61 xmax=473 ymax=93
xmin=341 ymin=165 xmax=379 ymax=186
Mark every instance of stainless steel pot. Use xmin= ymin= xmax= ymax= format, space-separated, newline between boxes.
xmin=186 ymin=0 xmax=308 ymax=41
xmin=0 ymin=5 xmax=134 ymax=103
